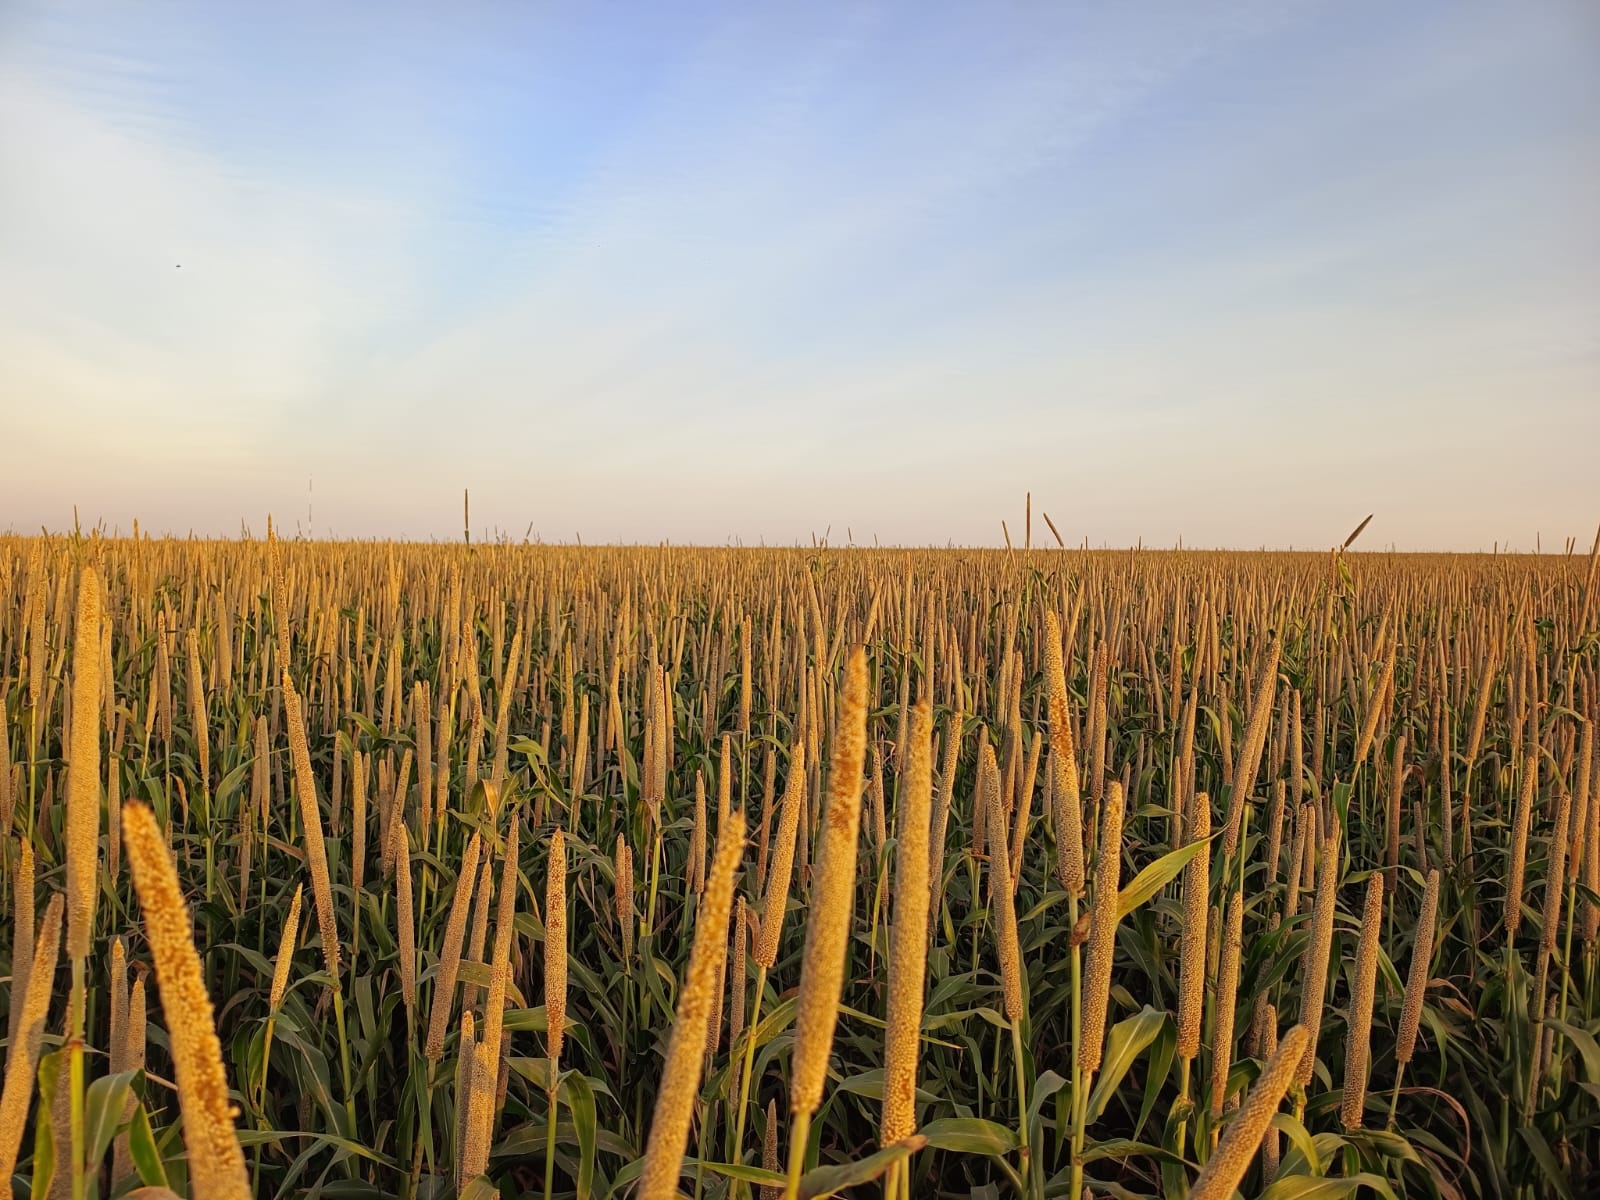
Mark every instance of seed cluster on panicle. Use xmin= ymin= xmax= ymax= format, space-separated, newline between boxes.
xmin=755 ymin=740 xmax=806 ymax=969
xmin=427 ymin=833 xmax=484 ymax=1062
xmin=66 ymin=565 xmax=103 ymax=960
xmin=1080 ymin=781 xmax=1126 ymax=1076
xmin=0 ymin=894 xmax=64 ymax=1184
xmin=1176 ymin=791 xmax=1211 ymax=1062
xmin=883 ymin=696 xmax=935 ymax=1145
xmin=121 ymin=802 xmax=251 ymax=1200
xmin=283 ymin=671 xmax=341 ymax=986
xmin=638 ymin=811 xmax=747 ymax=1199
xmin=270 ymin=882 xmax=304 ymax=1012
xmin=1189 ymin=1024 xmax=1311 ymax=1200
xmin=1340 ymin=872 xmax=1384 ymax=1129
xmin=546 ymin=827 xmax=568 ymax=1066
xmin=790 ymin=645 xmax=870 ymax=1119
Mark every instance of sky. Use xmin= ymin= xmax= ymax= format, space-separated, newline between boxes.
xmin=1 ymin=2 xmax=1596 ymax=550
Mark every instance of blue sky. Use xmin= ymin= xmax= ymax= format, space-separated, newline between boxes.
xmin=1 ymin=1 xmax=1595 ymax=548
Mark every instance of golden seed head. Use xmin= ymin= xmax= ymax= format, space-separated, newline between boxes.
xmin=638 ymin=811 xmax=747 ymax=1200
xmin=1176 ymin=791 xmax=1211 ymax=1060
xmin=8 ymin=838 xmax=35 ymax=1051
xmin=1396 ymin=868 xmax=1441 ymax=1065
xmin=1296 ymin=829 xmax=1342 ymax=1089
xmin=691 ymin=769 xmax=707 ymax=894
xmin=1208 ymin=889 xmax=1245 ymax=1119
xmin=1506 ymin=755 xmax=1536 ymax=943
xmin=760 ymin=1098 xmax=780 ymax=1200
xmin=473 ymin=811 xmax=521 ymax=1164
xmin=982 ymin=742 xmax=1025 ymax=1024
xmin=883 ymin=697 xmax=934 ymax=1144
xmin=109 ymin=935 xmax=129 ymax=1075
xmin=615 ymin=834 xmax=635 ymax=962
xmin=789 ymin=646 xmax=870 ymax=1118
xmin=730 ymin=894 xmax=748 ymax=1049
xmin=269 ymin=883 xmax=304 ymax=1012
xmin=1222 ymin=634 xmax=1280 ymax=856
xmin=461 ymin=1033 xmax=496 ymax=1180
xmin=1341 ymin=873 xmax=1385 ymax=1130
xmin=1079 ymin=780 xmax=1126 ymax=1076
xmin=754 ymin=739 xmax=806 ymax=970
xmin=546 ymin=827 xmax=568 ymax=1065
xmin=392 ymin=812 xmax=416 ymax=1010
xmin=1189 ymin=1024 xmax=1311 ymax=1200
xmin=282 ymin=671 xmax=341 ymax=985
xmin=426 ymin=833 xmax=484 ymax=1062
xmin=121 ymin=802 xmax=251 ymax=1200
xmin=126 ymin=971 xmax=147 ymax=1071
xmin=66 ymin=565 xmax=103 ymax=959
xmin=0 ymin=893 xmax=63 ymax=1185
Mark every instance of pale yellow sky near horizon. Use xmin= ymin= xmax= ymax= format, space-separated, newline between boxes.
xmin=2 ymin=2 xmax=1596 ymax=551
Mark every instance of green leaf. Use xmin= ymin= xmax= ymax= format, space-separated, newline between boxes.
xmin=1547 ymin=1019 xmax=1600 ymax=1085
xmin=682 ymin=1159 xmax=786 ymax=1188
xmin=461 ymin=1178 xmax=502 ymax=1200
xmin=1269 ymin=1112 xmax=1321 ymax=1180
xmin=235 ymin=1130 xmax=393 ymax=1165
xmin=1258 ymin=1178 xmax=1368 ymax=1200
xmin=32 ymin=1049 xmax=64 ymax=1200
xmin=1137 ymin=1011 xmax=1178 ymax=1139
xmin=1517 ymin=1127 xmax=1576 ymax=1200
xmin=917 ymin=1117 xmax=1017 ymax=1156
xmin=1086 ymin=1006 xmax=1167 ymax=1122
xmin=82 ymin=1069 xmax=141 ymax=1173
xmin=1116 ymin=838 xmax=1211 ymax=921
xmin=798 ymin=1135 xmax=925 ymax=1198
xmin=562 ymin=1071 xmax=598 ymax=1200
xmin=128 ymin=1103 xmax=171 ymax=1189
xmin=1079 ymin=1138 xmax=1189 ymax=1167
xmin=1024 ymin=1070 xmax=1069 ymax=1131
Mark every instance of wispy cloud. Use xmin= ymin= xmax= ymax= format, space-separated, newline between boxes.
xmin=1 ymin=1 xmax=1595 ymax=547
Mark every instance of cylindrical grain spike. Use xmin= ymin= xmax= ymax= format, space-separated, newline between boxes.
xmin=883 ymin=698 xmax=935 ymax=1144
xmin=1189 ymin=1024 xmax=1311 ymax=1200
xmin=1209 ymin=888 xmax=1244 ymax=1119
xmin=790 ymin=645 xmax=870 ymax=1118
xmin=1080 ymin=780 xmax=1126 ymax=1076
xmin=392 ymin=812 xmax=416 ymax=1013
xmin=638 ymin=811 xmax=747 ymax=1199
xmin=269 ymin=883 xmax=304 ymax=1011
xmin=0 ymin=894 xmax=64 ymax=1184
xmin=67 ymin=565 xmax=103 ymax=959
xmin=546 ymin=828 xmax=568 ymax=1067
xmin=109 ymin=936 xmax=129 ymax=1073
xmin=1396 ymin=868 xmax=1441 ymax=1065
xmin=426 ymin=833 xmax=484 ymax=1062
xmin=121 ymin=802 xmax=251 ymax=1199
xmin=1259 ymin=1007 xmax=1281 ymax=1180
xmin=1223 ymin=634 xmax=1280 ymax=855
xmin=113 ymin=970 xmax=146 ymax=1186
xmin=760 ymin=1098 xmax=781 ymax=1200
xmin=8 ymin=839 xmax=34 ymax=1049
xmin=1296 ymin=829 xmax=1341 ymax=1089
xmin=1340 ymin=873 xmax=1384 ymax=1129
xmin=615 ymin=834 xmax=635 ymax=963
xmin=476 ymin=815 xmax=521 ymax=1136
xmin=283 ymin=671 xmax=341 ymax=986
xmin=754 ymin=741 xmax=806 ymax=969
xmin=1506 ymin=754 xmax=1536 ymax=946
xmin=982 ymin=743 xmax=1025 ymax=1023
xmin=1176 ymin=791 xmax=1211 ymax=1062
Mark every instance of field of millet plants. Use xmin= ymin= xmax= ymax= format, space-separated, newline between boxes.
xmin=2 ymin=529 xmax=1598 ymax=1200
